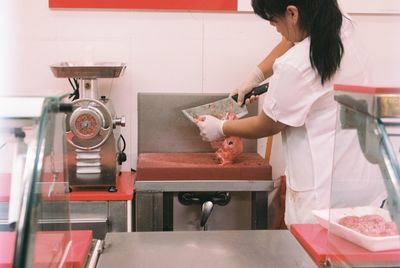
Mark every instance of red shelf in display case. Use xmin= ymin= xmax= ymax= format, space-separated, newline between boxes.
xmin=0 ymin=230 xmax=92 ymax=268
xmin=334 ymin=84 xmax=400 ymax=94
xmin=291 ymin=224 xmax=400 ymax=267
xmin=1 ymin=172 xmax=135 ymax=202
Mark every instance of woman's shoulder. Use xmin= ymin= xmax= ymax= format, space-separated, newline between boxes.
xmin=274 ymin=38 xmax=312 ymax=73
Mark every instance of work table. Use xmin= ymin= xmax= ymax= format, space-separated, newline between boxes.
xmin=135 ymin=153 xmax=273 ymax=231
xmin=96 ymin=230 xmax=316 ymax=268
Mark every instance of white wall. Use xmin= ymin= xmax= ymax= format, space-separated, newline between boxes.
xmin=1 ymin=2 xmax=400 ymax=179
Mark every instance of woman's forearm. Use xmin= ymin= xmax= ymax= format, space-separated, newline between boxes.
xmin=223 ymin=112 xmax=286 ymax=139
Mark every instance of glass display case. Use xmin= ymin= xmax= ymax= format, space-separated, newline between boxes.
xmin=320 ymin=85 xmax=400 ymax=267
xmin=0 ymin=96 xmax=73 ymax=267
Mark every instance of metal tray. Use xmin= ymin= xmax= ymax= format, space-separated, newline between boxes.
xmin=50 ymin=62 xmax=126 ymax=79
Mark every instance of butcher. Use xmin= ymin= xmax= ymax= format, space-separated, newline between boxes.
xmin=196 ymin=0 xmax=387 ymax=226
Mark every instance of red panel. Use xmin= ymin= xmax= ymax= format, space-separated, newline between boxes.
xmin=49 ymin=0 xmax=238 ymax=11
xmin=0 ymin=232 xmax=15 ymax=268
xmin=34 ymin=231 xmax=70 ymax=267
xmin=68 ymin=171 xmax=134 ymax=201
xmin=0 ymin=172 xmax=134 ymax=202
xmin=334 ymin=84 xmax=400 ymax=94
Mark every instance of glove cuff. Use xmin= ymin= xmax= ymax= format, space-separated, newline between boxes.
xmin=219 ymin=120 xmax=226 ymax=137
xmin=247 ymin=66 xmax=266 ymax=86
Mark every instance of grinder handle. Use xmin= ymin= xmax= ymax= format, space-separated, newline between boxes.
xmin=231 ymin=83 xmax=269 ymax=103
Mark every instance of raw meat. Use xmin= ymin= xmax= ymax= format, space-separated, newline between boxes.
xmin=210 ymin=112 xmax=243 ymax=165
xmin=338 ymin=214 xmax=398 ymax=237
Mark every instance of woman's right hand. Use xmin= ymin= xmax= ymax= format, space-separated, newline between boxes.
xmin=231 ymin=66 xmax=265 ymax=106
xmin=230 ymin=83 xmax=260 ymax=106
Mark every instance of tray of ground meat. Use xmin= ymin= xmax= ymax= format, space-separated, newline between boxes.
xmin=312 ymin=206 xmax=400 ymax=251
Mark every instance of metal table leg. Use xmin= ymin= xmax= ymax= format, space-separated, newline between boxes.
xmin=251 ymin=191 xmax=268 ymax=229
xmin=135 ymin=191 xmax=164 ymax=231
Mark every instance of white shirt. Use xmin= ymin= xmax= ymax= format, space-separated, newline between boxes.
xmin=263 ymin=17 xmax=386 ymax=225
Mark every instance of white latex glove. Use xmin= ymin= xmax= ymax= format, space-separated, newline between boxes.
xmin=197 ymin=115 xmax=225 ymax=142
xmin=231 ymin=66 xmax=265 ymax=106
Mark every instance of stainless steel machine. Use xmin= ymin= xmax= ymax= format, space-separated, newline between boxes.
xmin=50 ymin=62 xmax=127 ymax=192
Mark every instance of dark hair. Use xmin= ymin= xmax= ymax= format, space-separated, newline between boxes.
xmin=252 ymin=0 xmax=344 ymax=84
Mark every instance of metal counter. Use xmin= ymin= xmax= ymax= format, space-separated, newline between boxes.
xmin=96 ymin=230 xmax=316 ymax=268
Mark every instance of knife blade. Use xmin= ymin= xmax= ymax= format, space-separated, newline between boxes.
xmin=182 ymin=83 xmax=269 ymax=124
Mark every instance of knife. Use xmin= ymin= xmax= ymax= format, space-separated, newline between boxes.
xmin=182 ymin=83 xmax=269 ymax=124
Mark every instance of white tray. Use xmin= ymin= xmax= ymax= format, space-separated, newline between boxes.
xmin=312 ymin=206 xmax=400 ymax=252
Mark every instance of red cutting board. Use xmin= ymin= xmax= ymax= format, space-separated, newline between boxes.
xmin=66 ymin=230 xmax=93 ymax=268
xmin=291 ymin=224 xmax=400 ymax=267
xmin=136 ymin=152 xmax=271 ymax=181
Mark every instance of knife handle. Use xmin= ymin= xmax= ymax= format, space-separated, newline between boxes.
xmin=231 ymin=83 xmax=269 ymax=103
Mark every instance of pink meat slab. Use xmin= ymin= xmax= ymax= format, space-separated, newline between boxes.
xmin=136 ymin=153 xmax=271 ymax=181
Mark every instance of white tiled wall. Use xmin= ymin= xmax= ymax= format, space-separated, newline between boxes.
xmin=1 ymin=2 xmax=399 ymax=178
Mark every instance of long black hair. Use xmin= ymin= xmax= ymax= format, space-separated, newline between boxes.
xmin=252 ymin=0 xmax=344 ymax=84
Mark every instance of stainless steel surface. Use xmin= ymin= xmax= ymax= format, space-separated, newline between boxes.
xmin=0 ymin=201 xmax=12 ymax=231
xmin=335 ymin=91 xmax=400 ymax=118
xmin=72 ymin=221 xmax=108 ymax=240
xmin=0 ymin=202 xmax=8 ymax=220
xmin=135 ymin=192 xmax=164 ymax=231
xmin=64 ymin=98 xmax=121 ymax=189
xmin=200 ymin=201 xmax=214 ymax=227
xmin=67 ymin=201 xmax=127 ymax=239
xmin=50 ymin=62 xmax=126 ymax=79
xmin=87 ymin=239 xmax=103 ymax=268
xmin=135 ymin=180 xmax=274 ymax=192
xmin=70 ymin=201 xmax=108 ymax=216
xmin=137 ymin=93 xmax=258 ymax=153
xmin=113 ymin=116 xmax=126 ymax=127
xmin=66 ymin=99 xmax=113 ymax=150
xmin=80 ymin=79 xmax=99 ymax=99
xmin=97 ymin=230 xmax=316 ymax=268
xmin=108 ymin=201 xmax=128 ymax=232
xmin=135 ymin=190 xmax=269 ymax=231
xmin=134 ymin=178 xmax=273 ymax=232
xmin=127 ymin=200 xmax=132 ymax=232
xmin=375 ymin=119 xmax=400 ymax=229
xmin=182 ymin=96 xmax=248 ymax=124
xmin=173 ymin=192 xmax=252 ymax=231
xmin=66 ymin=135 xmax=117 ymax=188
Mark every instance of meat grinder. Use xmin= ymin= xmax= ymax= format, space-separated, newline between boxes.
xmin=50 ymin=62 xmax=127 ymax=192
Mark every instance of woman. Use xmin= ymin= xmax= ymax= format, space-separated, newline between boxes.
xmin=197 ymin=0 xmax=385 ymax=226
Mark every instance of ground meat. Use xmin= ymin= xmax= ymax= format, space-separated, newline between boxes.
xmin=338 ymin=214 xmax=398 ymax=237
xmin=210 ymin=112 xmax=243 ymax=165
